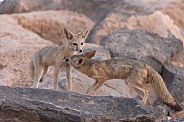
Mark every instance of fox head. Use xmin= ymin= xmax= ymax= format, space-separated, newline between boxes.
xmin=63 ymin=27 xmax=90 ymax=53
xmin=64 ymin=50 xmax=96 ymax=67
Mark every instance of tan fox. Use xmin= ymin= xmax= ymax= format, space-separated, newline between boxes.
xmin=30 ymin=27 xmax=90 ymax=90
xmin=64 ymin=50 xmax=183 ymax=111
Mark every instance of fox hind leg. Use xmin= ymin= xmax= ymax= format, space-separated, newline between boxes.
xmin=133 ymin=84 xmax=150 ymax=104
xmin=33 ymin=65 xmax=44 ymax=88
xmin=40 ymin=65 xmax=49 ymax=82
xmin=127 ymin=68 xmax=150 ymax=104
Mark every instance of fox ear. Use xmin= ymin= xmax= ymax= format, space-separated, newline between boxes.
xmin=63 ymin=27 xmax=74 ymax=40
xmin=83 ymin=50 xmax=96 ymax=59
xmin=74 ymin=57 xmax=84 ymax=66
xmin=78 ymin=28 xmax=90 ymax=40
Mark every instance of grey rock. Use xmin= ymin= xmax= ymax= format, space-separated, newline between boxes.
xmin=0 ymin=85 xmax=167 ymax=122
xmin=162 ymin=63 xmax=184 ymax=103
xmin=0 ymin=0 xmax=118 ymax=23
xmin=101 ymin=29 xmax=183 ymax=73
xmin=163 ymin=117 xmax=184 ymax=122
xmin=171 ymin=48 xmax=184 ymax=66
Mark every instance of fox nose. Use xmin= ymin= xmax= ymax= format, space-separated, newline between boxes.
xmin=79 ymin=50 xmax=83 ymax=53
xmin=64 ymin=57 xmax=69 ymax=62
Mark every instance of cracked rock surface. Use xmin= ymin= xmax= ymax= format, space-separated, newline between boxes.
xmin=0 ymin=85 xmax=167 ymax=122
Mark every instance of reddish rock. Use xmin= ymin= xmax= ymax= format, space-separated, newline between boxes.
xmin=12 ymin=10 xmax=94 ymax=45
xmin=160 ymin=0 xmax=184 ymax=30
xmin=0 ymin=15 xmax=54 ymax=86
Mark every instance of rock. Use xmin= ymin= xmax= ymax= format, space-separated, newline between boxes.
xmin=87 ymin=1 xmax=184 ymax=46
xmin=101 ymin=29 xmax=183 ymax=73
xmin=0 ymin=0 xmax=119 ymax=23
xmin=124 ymin=11 xmax=184 ymax=45
xmin=0 ymin=85 xmax=167 ymax=122
xmin=0 ymin=0 xmax=58 ymax=14
xmin=162 ymin=63 xmax=184 ymax=103
xmin=0 ymin=15 xmax=54 ymax=86
xmin=140 ymin=0 xmax=174 ymax=9
xmin=160 ymin=0 xmax=184 ymax=31
xmin=87 ymin=0 xmax=152 ymax=44
xmin=11 ymin=10 xmax=94 ymax=45
xmin=164 ymin=117 xmax=184 ymax=122
xmin=171 ymin=48 xmax=184 ymax=67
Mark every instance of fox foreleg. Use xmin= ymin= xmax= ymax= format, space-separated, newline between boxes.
xmin=54 ymin=66 xmax=61 ymax=90
xmin=66 ymin=64 xmax=72 ymax=91
xmin=86 ymin=78 xmax=98 ymax=94
xmin=87 ymin=77 xmax=106 ymax=95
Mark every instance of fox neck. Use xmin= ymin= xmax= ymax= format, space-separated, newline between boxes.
xmin=64 ymin=43 xmax=77 ymax=56
xmin=73 ymin=60 xmax=92 ymax=77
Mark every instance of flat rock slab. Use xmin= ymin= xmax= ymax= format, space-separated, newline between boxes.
xmin=0 ymin=86 xmax=167 ymax=122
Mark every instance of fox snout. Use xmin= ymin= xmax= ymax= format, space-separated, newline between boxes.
xmin=78 ymin=49 xmax=83 ymax=53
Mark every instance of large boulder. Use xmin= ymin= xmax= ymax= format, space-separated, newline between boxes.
xmin=101 ymin=29 xmax=183 ymax=73
xmin=0 ymin=85 xmax=167 ymax=122
xmin=0 ymin=15 xmax=54 ymax=86
xmin=87 ymin=0 xmax=152 ymax=44
xmin=11 ymin=10 xmax=94 ymax=45
xmin=86 ymin=1 xmax=184 ymax=45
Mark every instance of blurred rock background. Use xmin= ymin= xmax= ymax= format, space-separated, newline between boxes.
xmin=0 ymin=0 xmax=184 ymax=121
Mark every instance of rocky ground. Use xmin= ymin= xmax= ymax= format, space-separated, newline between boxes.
xmin=0 ymin=0 xmax=184 ymax=121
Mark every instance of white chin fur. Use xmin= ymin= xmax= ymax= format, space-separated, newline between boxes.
xmin=69 ymin=46 xmax=77 ymax=51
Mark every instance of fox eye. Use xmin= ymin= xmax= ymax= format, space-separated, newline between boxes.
xmin=72 ymin=43 xmax=77 ymax=46
xmin=81 ymin=42 xmax=83 ymax=45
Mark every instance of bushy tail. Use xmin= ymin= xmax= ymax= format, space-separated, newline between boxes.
xmin=147 ymin=67 xmax=183 ymax=111
xmin=29 ymin=60 xmax=34 ymax=80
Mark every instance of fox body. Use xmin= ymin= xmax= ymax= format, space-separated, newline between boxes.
xmin=30 ymin=27 xmax=90 ymax=90
xmin=65 ymin=50 xmax=183 ymax=111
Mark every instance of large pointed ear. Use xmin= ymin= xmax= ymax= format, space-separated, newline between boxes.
xmin=63 ymin=27 xmax=74 ymax=40
xmin=83 ymin=50 xmax=96 ymax=59
xmin=74 ymin=57 xmax=85 ymax=66
xmin=78 ymin=28 xmax=90 ymax=40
